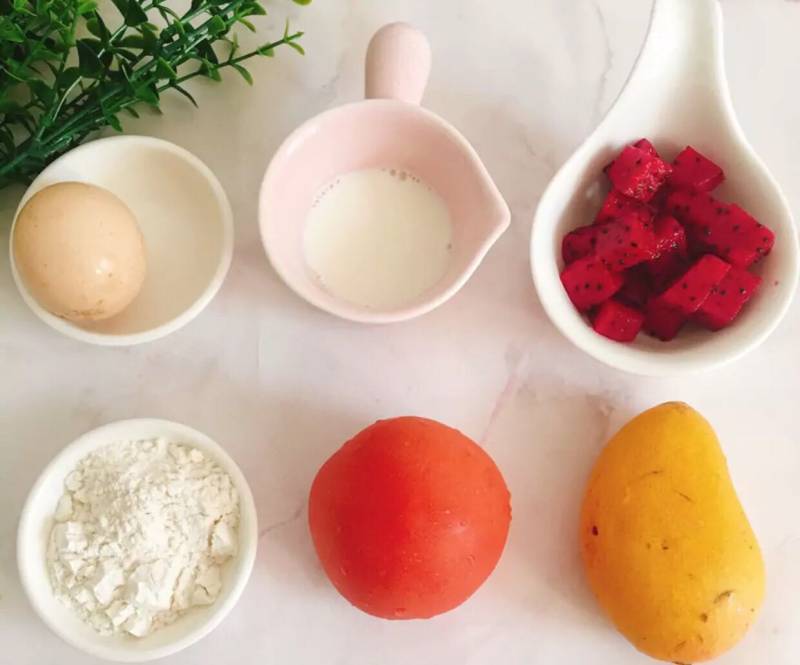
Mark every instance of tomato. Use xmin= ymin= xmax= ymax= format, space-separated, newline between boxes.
xmin=308 ymin=416 xmax=511 ymax=619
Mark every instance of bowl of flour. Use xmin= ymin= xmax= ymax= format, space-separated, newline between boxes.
xmin=17 ymin=419 xmax=258 ymax=662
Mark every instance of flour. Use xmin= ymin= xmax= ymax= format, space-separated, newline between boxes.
xmin=47 ymin=437 xmax=239 ymax=637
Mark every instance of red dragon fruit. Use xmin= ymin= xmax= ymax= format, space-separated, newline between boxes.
xmin=633 ymin=138 xmax=659 ymax=156
xmin=694 ymin=267 xmax=762 ymax=331
xmin=559 ymin=138 xmax=773 ymax=345
xmin=646 ymin=215 xmax=689 ymax=291
xmin=594 ymin=214 xmax=658 ymax=270
xmin=607 ymin=145 xmax=673 ymax=202
xmin=666 ymin=190 xmax=775 ymax=268
xmin=654 ymin=254 xmax=731 ymax=315
xmin=615 ymin=267 xmax=652 ymax=309
xmin=562 ymin=226 xmax=599 ymax=264
xmin=603 ymin=138 xmax=659 ymax=173
xmin=593 ymin=300 xmax=645 ymax=342
xmin=594 ymin=190 xmax=654 ymax=225
xmin=644 ymin=299 xmax=687 ymax=341
xmin=670 ymin=146 xmax=724 ymax=192
xmin=560 ymin=257 xmax=624 ymax=311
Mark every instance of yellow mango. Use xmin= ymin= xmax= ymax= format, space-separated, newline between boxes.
xmin=580 ymin=402 xmax=765 ymax=663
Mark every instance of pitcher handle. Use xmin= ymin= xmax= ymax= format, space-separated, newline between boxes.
xmin=365 ymin=23 xmax=431 ymax=105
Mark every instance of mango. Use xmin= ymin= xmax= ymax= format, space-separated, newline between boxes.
xmin=580 ymin=402 xmax=765 ymax=663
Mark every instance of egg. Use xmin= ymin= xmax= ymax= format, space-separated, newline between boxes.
xmin=13 ymin=182 xmax=147 ymax=322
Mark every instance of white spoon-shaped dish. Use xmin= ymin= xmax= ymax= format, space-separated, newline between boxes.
xmin=531 ymin=0 xmax=799 ymax=376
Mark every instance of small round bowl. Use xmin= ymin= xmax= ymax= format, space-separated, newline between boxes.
xmin=17 ymin=419 xmax=258 ymax=663
xmin=9 ymin=136 xmax=234 ymax=346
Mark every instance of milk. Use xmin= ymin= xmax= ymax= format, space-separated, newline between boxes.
xmin=304 ymin=168 xmax=453 ymax=310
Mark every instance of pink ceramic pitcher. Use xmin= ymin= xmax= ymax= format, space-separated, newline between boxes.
xmin=259 ymin=23 xmax=510 ymax=323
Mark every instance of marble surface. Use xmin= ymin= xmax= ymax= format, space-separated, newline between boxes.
xmin=2 ymin=0 xmax=800 ymax=663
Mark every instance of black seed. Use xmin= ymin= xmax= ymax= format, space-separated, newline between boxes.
xmin=716 ymin=207 xmax=725 ymax=215
xmin=690 ymin=296 xmax=697 ymax=301
xmin=635 ymin=159 xmax=642 ymax=166
xmin=596 ymin=284 xmax=603 ymax=292
xmin=695 ymin=156 xmax=702 ymax=163
xmin=631 ymin=242 xmax=639 ymax=248
xmin=719 ymin=290 xmax=727 ymax=296
xmin=584 ymin=282 xmax=591 ymax=289
xmin=739 ymin=287 xmax=746 ymax=294
xmin=591 ymin=525 xmax=599 ymax=536
xmin=682 ymin=283 xmax=688 ymax=289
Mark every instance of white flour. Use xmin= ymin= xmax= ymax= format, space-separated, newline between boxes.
xmin=47 ymin=438 xmax=239 ymax=637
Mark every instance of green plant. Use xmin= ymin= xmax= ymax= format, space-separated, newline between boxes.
xmin=0 ymin=0 xmax=306 ymax=188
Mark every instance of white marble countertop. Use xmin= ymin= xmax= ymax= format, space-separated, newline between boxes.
xmin=2 ymin=0 xmax=800 ymax=663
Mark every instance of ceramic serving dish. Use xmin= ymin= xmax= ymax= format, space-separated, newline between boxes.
xmin=9 ymin=135 xmax=234 ymax=346
xmin=530 ymin=0 xmax=799 ymax=376
xmin=17 ymin=419 xmax=258 ymax=662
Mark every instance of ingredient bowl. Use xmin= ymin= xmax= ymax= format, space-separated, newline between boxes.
xmin=259 ymin=23 xmax=509 ymax=323
xmin=9 ymin=135 xmax=234 ymax=346
xmin=530 ymin=0 xmax=799 ymax=375
xmin=17 ymin=419 xmax=258 ymax=663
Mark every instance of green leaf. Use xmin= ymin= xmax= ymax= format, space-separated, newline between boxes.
xmin=243 ymin=2 xmax=267 ymax=16
xmin=200 ymin=59 xmax=221 ymax=81
xmin=139 ymin=24 xmax=159 ymax=53
xmin=292 ymin=0 xmax=312 ymax=4
xmin=256 ymin=44 xmax=274 ymax=57
xmin=77 ymin=39 xmax=103 ymax=77
xmin=231 ymin=63 xmax=252 ymax=85
xmin=0 ymin=20 xmax=25 ymax=43
xmin=207 ymin=15 xmax=226 ymax=36
xmin=124 ymin=1 xmax=149 ymax=26
xmin=77 ymin=1 xmax=97 ymax=15
xmin=156 ymin=57 xmax=177 ymax=79
xmin=134 ymin=84 xmax=160 ymax=106
xmin=105 ymin=112 xmax=123 ymax=131
xmin=30 ymin=79 xmax=55 ymax=106
xmin=237 ymin=17 xmax=255 ymax=32
xmin=110 ymin=0 xmax=129 ymax=17
xmin=287 ymin=41 xmax=305 ymax=55
xmin=111 ymin=0 xmax=147 ymax=25
xmin=57 ymin=67 xmax=81 ymax=88
xmin=0 ymin=99 xmax=23 ymax=114
xmin=86 ymin=14 xmax=110 ymax=41
xmin=118 ymin=34 xmax=145 ymax=48
xmin=172 ymin=84 xmax=198 ymax=107
xmin=124 ymin=106 xmax=140 ymax=118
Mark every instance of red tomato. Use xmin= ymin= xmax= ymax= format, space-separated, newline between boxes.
xmin=308 ymin=416 xmax=511 ymax=619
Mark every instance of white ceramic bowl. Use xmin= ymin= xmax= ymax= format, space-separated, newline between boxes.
xmin=9 ymin=136 xmax=234 ymax=346
xmin=17 ymin=419 xmax=258 ymax=662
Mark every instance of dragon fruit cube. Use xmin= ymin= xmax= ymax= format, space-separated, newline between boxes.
xmin=670 ymin=146 xmax=724 ymax=192
xmin=594 ymin=214 xmax=658 ymax=270
xmin=594 ymin=190 xmax=655 ymax=225
xmin=560 ymin=257 xmax=624 ymax=311
xmin=694 ymin=267 xmax=762 ymax=331
xmin=593 ymin=300 xmax=645 ymax=342
xmin=656 ymin=255 xmax=731 ymax=315
xmin=607 ymin=145 xmax=673 ymax=202
xmin=562 ymin=225 xmax=599 ymax=264
xmin=644 ymin=300 xmax=687 ymax=341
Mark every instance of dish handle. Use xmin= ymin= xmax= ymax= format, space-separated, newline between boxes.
xmin=365 ymin=22 xmax=431 ymax=105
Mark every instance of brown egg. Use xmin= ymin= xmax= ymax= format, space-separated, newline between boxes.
xmin=13 ymin=182 xmax=147 ymax=322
